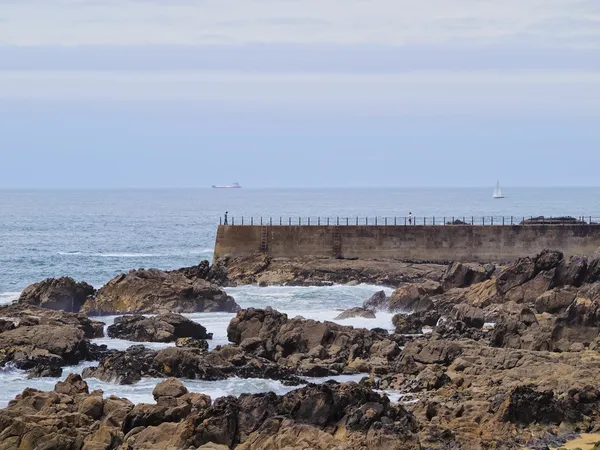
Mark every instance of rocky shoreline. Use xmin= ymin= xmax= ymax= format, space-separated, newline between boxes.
xmin=3 ymin=250 xmax=600 ymax=448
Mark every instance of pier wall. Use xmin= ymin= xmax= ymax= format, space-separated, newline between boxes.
xmin=214 ymin=225 xmax=600 ymax=263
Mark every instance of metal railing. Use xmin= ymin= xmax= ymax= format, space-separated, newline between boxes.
xmin=220 ymin=216 xmax=600 ymax=226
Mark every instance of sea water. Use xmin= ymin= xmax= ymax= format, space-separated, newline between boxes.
xmin=1 ymin=187 xmax=600 ymax=406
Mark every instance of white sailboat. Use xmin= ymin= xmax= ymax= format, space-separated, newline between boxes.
xmin=493 ymin=181 xmax=504 ymax=199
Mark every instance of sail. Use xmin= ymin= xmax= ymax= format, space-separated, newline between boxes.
xmin=493 ymin=181 xmax=504 ymax=198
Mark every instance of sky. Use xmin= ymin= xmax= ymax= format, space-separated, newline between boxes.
xmin=1 ymin=0 xmax=600 ymax=188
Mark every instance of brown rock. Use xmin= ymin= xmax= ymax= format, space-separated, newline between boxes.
xmin=18 ymin=277 xmax=95 ymax=312
xmin=334 ymin=307 xmax=376 ymax=320
xmin=81 ymin=269 xmax=240 ymax=315
xmin=107 ymin=313 xmax=212 ymax=342
xmin=388 ymin=281 xmax=441 ymax=313
xmin=535 ymin=287 xmax=578 ymax=313
xmin=442 ymin=262 xmax=494 ymax=290
xmin=152 ymin=378 xmax=189 ymax=401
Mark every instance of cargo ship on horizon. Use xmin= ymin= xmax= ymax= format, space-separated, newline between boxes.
xmin=212 ymin=182 xmax=241 ymax=189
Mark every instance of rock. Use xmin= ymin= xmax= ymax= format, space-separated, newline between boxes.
xmin=535 ymin=287 xmax=578 ymax=314
xmin=0 ymin=304 xmax=104 ymax=339
xmin=0 ymin=324 xmax=96 ymax=376
xmin=81 ymin=269 xmax=240 ymax=315
xmin=388 ymin=281 xmax=441 ymax=313
xmin=334 ymin=307 xmax=376 ymax=320
xmin=172 ymin=259 xmax=230 ymax=286
xmin=227 ymin=308 xmax=399 ymax=374
xmin=442 ymin=262 xmax=494 ymax=290
xmin=392 ymin=314 xmax=423 ymax=334
xmin=556 ymin=256 xmax=589 ymax=287
xmin=504 ymin=269 xmax=555 ymax=304
xmin=551 ymin=297 xmax=600 ymax=351
xmin=152 ymin=378 xmax=189 ymax=401
xmin=107 ymin=313 xmax=212 ymax=342
xmin=176 ymin=337 xmax=209 ymax=351
xmin=496 ymin=256 xmax=537 ymax=295
xmin=534 ymin=249 xmax=564 ymax=272
xmin=586 ymin=257 xmax=600 ymax=284
xmin=401 ymin=340 xmax=462 ymax=365
xmin=450 ymin=304 xmax=485 ymax=328
xmin=18 ymin=277 xmax=95 ymax=312
xmin=363 ymin=290 xmax=388 ymax=310
xmin=500 ymin=385 xmax=563 ymax=425
xmin=55 ymin=373 xmax=90 ymax=396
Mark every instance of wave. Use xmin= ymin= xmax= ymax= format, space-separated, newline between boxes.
xmin=57 ymin=249 xmax=214 ymax=258
xmin=0 ymin=292 xmax=20 ymax=305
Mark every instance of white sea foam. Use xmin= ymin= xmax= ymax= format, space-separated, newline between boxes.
xmin=57 ymin=249 xmax=214 ymax=258
xmin=0 ymin=292 xmax=20 ymax=305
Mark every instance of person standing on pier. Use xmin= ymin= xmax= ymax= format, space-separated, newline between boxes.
xmin=224 ymin=211 xmax=228 ymax=225
xmin=408 ymin=212 xmax=413 ymax=225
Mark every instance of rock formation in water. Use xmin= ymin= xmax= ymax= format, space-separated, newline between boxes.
xmin=107 ymin=313 xmax=213 ymax=342
xmin=81 ymin=268 xmax=240 ymax=315
xmin=17 ymin=277 xmax=95 ymax=312
xmin=0 ymin=304 xmax=106 ymax=377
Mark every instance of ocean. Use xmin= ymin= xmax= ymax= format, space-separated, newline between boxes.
xmin=1 ymin=187 xmax=600 ymax=407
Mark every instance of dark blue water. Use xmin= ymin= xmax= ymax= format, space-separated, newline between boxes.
xmin=2 ymin=187 xmax=600 ymax=293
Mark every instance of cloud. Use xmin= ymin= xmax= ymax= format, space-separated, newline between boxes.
xmin=1 ymin=69 xmax=599 ymax=117
xmin=1 ymin=0 xmax=599 ymax=47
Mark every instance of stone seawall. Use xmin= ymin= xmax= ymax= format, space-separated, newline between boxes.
xmin=214 ymin=225 xmax=600 ymax=263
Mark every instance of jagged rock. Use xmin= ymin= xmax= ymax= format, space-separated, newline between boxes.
xmin=81 ymin=269 xmax=240 ymax=315
xmin=442 ymin=262 xmax=494 ymax=290
xmin=551 ymin=297 xmax=600 ymax=351
xmin=535 ymin=287 xmax=578 ymax=313
xmin=227 ymin=308 xmax=399 ymax=374
xmin=586 ymin=257 xmax=600 ymax=284
xmin=392 ymin=314 xmax=423 ymax=334
xmin=107 ymin=313 xmax=212 ymax=342
xmin=334 ymin=307 xmax=376 ymax=320
xmin=152 ymin=378 xmax=189 ymax=400
xmin=401 ymin=340 xmax=462 ymax=365
xmin=388 ymin=281 xmax=441 ymax=313
xmin=504 ymin=269 xmax=555 ymax=304
xmin=500 ymin=385 xmax=563 ymax=425
xmin=0 ymin=323 xmax=97 ymax=376
xmin=176 ymin=337 xmax=209 ymax=351
xmin=534 ymin=249 xmax=564 ymax=272
xmin=555 ymin=256 xmax=588 ymax=287
xmin=172 ymin=259 xmax=230 ymax=286
xmin=18 ymin=277 xmax=95 ymax=312
xmin=450 ymin=304 xmax=485 ymax=328
xmin=0 ymin=304 xmax=104 ymax=339
xmin=496 ymin=256 xmax=537 ymax=295
xmin=363 ymin=290 xmax=388 ymax=310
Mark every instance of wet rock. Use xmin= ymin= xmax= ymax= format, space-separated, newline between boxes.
xmin=172 ymin=259 xmax=231 ymax=286
xmin=334 ymin=307 xmax=376 ymax=320
xmin=176 ymin=337 xmax=209 ymax=351
xmin=401 ymin=340 xmax=462 ymax=365
xmin=18 ymin=277 xmax=95 ymax=313
xmin=500 ymin=385 xmax=563 ymax=425
xmin=152 ymin=378 xmax=189 ymax=400
xmin=82 ymin=345 xmax=159 ymax=384
xmin=586 ymin=257 xmax=600 ymax=284
xmin=107 ymin=313 xmax=212 ymax=342
xmin=442 ymin=262 xmax=494 ymax=290
xmin=534 ymin=249 xmax=564 ymax=272
xmin=504 ymin=269 xmax=556 ymax=304
xmin=363 ymin=290 xmax=388 ymax=310
xmin=392 ymin=314 xmax=424 ymax=334
xmin=81 ymin=269 xmax=240 ymax=316
xmin=0 ymin=304 xmax=104 ymax=339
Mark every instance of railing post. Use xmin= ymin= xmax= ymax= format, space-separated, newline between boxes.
xmin=251 ymin=217 xmax=254 ymax=226
xmin=510 ymin=216 xmax=512 ymax=225
xmin=347 ymin=217 xmax=349 ymax=226
xmin=452 ymin=216 xmax=454 ymax=225
xmin=232 ymin=217 xmax=235 ymax=225
xmin=299 ymin=217 xmax=301 ymax=225
xmin=242 ymin=217 xmax=244 ymax=225
xmin=270 ymin=217 xmax=272 ymax=226
xmin=375 ymin=217 xmax=378 ymax=225
xmin=433 ymin=217 xmax=435 ymax=226
xmin=337 ymin=217 xmax=339 ymax=226
xmin=471 ymin=216 xmax=474 ymax=225
xmin=394 ymin=217 xmax=397 ymax=226
xmin=366 ymin=217 xmax=368 ymax=225
xmin=502 ymin=217 xmax=504 ymax=226
xmin=356 ymin=217 xmax=359 ymax=225
xmin=443 ymin=217 xmax=445 ymax=225
xmin=491 ymin=216 xmax=494 ymax=225
xmin=483 ymin=217 xmax=485 ymax=225
xmin=423 ymin=217 xmax=426 ymax=225
xmin=289 ymin=217 xmax=291 ymax=226
xmin=308 ymin=217 xmax=311 ymax=226
xmin=279 ymin=217 xmax=282 ymax=226
xmin=260 ymin=217 xmax=263 ymax=225
xmin=385 ymin=217 xmax=387 ymax=226
xmin=220 ymin=217 xmax=222 ymax=225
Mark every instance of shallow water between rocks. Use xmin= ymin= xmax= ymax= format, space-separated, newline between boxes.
xmin=0 ymin=284 xmax=404 ymax=407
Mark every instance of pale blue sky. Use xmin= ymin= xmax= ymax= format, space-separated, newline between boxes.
xmin=1 ymin=0 xmax=600 ymax=188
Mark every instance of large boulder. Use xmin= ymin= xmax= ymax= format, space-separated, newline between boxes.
xmin=388 ymin=281 xmax=441 ymax=313
xmin=107 ymin=313 xmax=212 ymax=342
xmin=555 ymin=256 xmax=589 ymax=287
xmin=503 ymin=269 xmax=555 ymax=304
xmin=363 ymin=290 xmax=388 ymax=310
xmin=496 ymin=257 xmax=537 ymax=295
xmin=442 ymin=262 xmax=494 ymax=290
xmin=18 ymin=277 xmax=95 ymax=312
xmin=534 ymin=287 xmax=578 ymax=314
xmin=450 ymin=304 xmax=485 ymax=329
xmin=81 ymin=269 xmax=240 ymax=315
xmin=551 ymin=297 xmax=600 ymax=351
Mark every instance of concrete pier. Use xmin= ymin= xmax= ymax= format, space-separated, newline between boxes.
xmin=214 ymin=224 xmax=600 ymax=263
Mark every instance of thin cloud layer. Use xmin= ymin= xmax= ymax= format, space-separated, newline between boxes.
xmin=1 ymin=0 xmax=599 ymax=47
